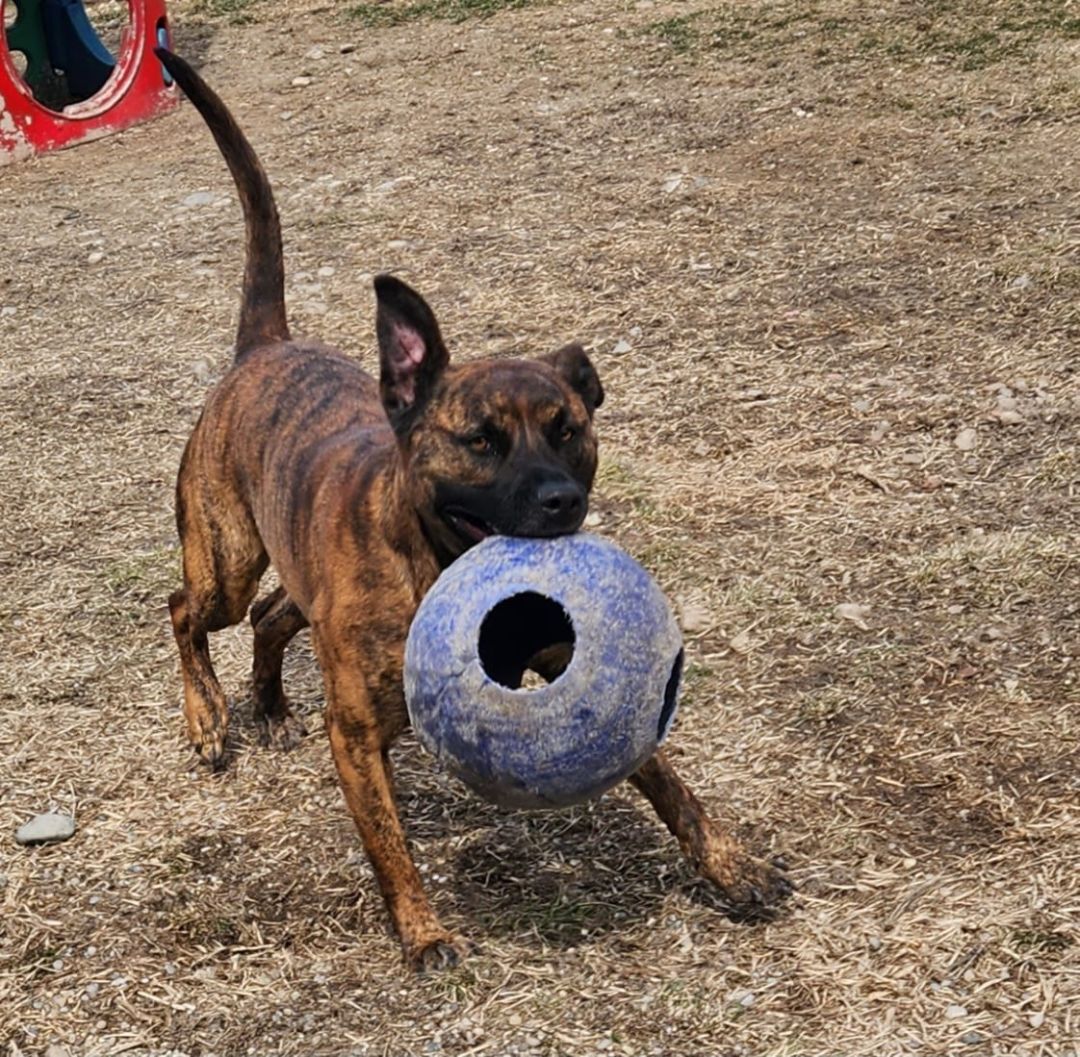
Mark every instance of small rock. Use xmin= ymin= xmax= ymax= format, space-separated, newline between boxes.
xmin=994 ymin=409 xmax=1024 ymax=425
xmin=291 ymin=76 xmax=313 ymax=88
xmin=305 ymin=46 xmax=325 ymax=61
xmin=735 ymin=387 xmax=767 ymax=402
xmin=1 ymin=305 xmax=16 ymax=317
xmin=1008 ymin=273 xmax=1032 ymax=290
xmin=869 ymin=420 xmax=891 ymax=443
xmin=340 ymin=43 xmax=357 ymax=54
xmin=1029 ymin=1011 xmax=1045 ymax=1029
xmin=728 ymin=628 xmax=753 ymax=654
xmin=87 ymin=251 xmax=104 ymax=265
xmin=677 ymin=596 xmax=711 ymax=634
xmin=946 ymin=1004 xmax=968 ymax=1019
xmin=738 ymin=991 xmax=756 ymax=1007
xmin=182 ymin=191 xmax=216 ymax=208
xmin=961 ymin=1032 xmax=982 ymax=1045
xmin=583 ymin=512 xmax=603 ymax=528
xmin=954 ymin=427 xmax=977 ymax=451
xmin=16 ymin=812 xmax=76 ymax=846
xmin=868 ymin=936 xmax=883 ymax=951
xmin=317 ymin=265 xmax=336 ymax=278
xmin=834 ymin=603 xmax=872 ymax=630
xmin=611 ymin=339 xmax=631 ymax=354
xmin=662 ymin=174 xmax=684 ymax=194
xmin=387 ymin=239 xmax=411 ymax=250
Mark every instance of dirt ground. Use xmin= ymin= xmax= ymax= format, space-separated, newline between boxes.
xmin=1 ymin=0 xmax=1078 ymax=1054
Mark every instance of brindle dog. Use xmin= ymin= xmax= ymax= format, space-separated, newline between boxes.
xmin=156 ymin=49 xmax=791 ymax=971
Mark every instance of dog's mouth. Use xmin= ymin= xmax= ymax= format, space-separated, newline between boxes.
xmin=442 ymin=508 xmax=497 ymax=545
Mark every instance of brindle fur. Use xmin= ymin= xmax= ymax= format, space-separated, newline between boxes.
xmin=157 ymin=49 xmax=791 ymax=972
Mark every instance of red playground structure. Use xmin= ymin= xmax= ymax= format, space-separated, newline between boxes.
xmin=1 ymin=0 xmax=177 ymax=165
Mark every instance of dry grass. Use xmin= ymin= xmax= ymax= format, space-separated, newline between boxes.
xmin=1 ymin=0 xmax=1078 ymax=1054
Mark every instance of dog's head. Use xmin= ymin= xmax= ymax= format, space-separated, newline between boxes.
xmin=375 ymin=274 xmax=604 ymax=562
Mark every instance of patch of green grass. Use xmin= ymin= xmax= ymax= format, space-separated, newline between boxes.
xmin=647 ymin=14 xmax=702 ymax=54
xmin=193 ymin=0 xmax=258 ymax=23
xmin=900 ymin=531 xmax=1072 ymax=608
xmin=104 ymin=546 xmax=179 ymax=604
xmin=1012 ymin=928 xmax=1072 ymax=953
xmin=346 ymin=0 xmax=537 ymax=28
xmin=640 ymin=1 xmax=1080 ymax=73
xmin=596 ymin=458 xmax=658 ymax=517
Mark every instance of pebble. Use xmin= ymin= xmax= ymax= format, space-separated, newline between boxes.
xmin=954 ymin=427 xmax=977 ymax=451
xmin=870 ymin=420 xmax=891 ymax=442
xmin=291 ymin=76 xmax=313 ymax=88
xmin=995 ymin=409 xmax=1024 ymax=425
xmin=1 ymin=305 xmax=16 ymax=316
xmin=835 ymin=602 xmax=872 ymax=630
xmin=1029 ymin=1011 xmax=1045 ymax=1028
xmin=87 ymin=251 xmax=104 ymax=264
xmin=340 ymin=43 xmax=357 ymax=54
xmin=946 ymin=1004 xmax=968 ymax=1019
xmin=15 ymin=812 xmax=76 ymax=845
xmin=182 ymin=191 xmax=216 ymax=208
xmin=317 ymin=265 xmax=336 ymax=278
xmin=611 ymin=339 xmax=631 ymax=354
xmin=305 ymin=46 xmax=325 ymax=61
xmin=738 ymin=991 xmax=756 ymax=1008
xmin=961 ymin=1032 xmax=983 ymax=1045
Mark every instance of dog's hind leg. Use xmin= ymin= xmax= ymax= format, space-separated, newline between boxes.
xmin=169 ymin=476 xmax=268 ymax=770
xmin=250 ymin=585 xmax=310 ymax=750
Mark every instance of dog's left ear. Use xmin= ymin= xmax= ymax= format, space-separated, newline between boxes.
xmin=541 ymin=343 xmax=605 ymax=417
xmin=374 ymin=274 xmax=451 ymax=431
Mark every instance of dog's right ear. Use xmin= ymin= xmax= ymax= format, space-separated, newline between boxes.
xmin=375 ymin=274 xmax=451 ymax=432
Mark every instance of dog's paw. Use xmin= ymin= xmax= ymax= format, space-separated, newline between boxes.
xmin=697 ymin=852 xmax=795 ymax=923
xmin=257 ymin=710 xmax=308 ymax=752
xmin=405 ymin=932 xmax=476 ymax=973
xmin=187 ymin=713 xmax=228 ymax=771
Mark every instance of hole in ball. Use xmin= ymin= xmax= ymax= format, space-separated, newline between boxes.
xmin=657 ymin=649 xmax=683 ymax=742
xmin=478 ymin=592 xmax=576 ymax=691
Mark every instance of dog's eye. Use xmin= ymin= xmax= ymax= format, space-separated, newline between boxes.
xmin=466 ymin=434 xmax=493 ymax=455
xmin=559 ymin=426 xmax=576 ymax=444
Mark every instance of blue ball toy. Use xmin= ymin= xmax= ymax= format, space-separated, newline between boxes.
xmin=404 ymin=533 xmax=684 ymax=809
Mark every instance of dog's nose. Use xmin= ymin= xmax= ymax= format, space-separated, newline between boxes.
xmin=536 ymin=480 xmax=585 ymax=528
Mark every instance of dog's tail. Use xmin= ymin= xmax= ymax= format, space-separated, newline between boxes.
xmin=155 ymin=48 xmax=289 ymax=359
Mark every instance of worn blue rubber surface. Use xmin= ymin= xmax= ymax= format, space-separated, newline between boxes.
xmin=405 ymin=533 xmax=683 ymax=809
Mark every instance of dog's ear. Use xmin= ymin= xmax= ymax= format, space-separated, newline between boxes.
xmin=374 ymin=274 xmax=451 ymax=431
xmin=541 ymin=343 xmax=604 ymax=417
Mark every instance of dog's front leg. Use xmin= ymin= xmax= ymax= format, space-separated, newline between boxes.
xmin=630 ymin=749 xmax=793 ymax=918
xmin=316 ymin=630 xmax=471 ymax=971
